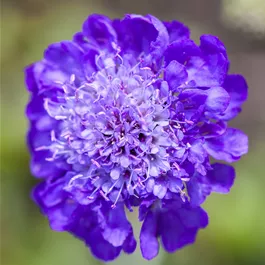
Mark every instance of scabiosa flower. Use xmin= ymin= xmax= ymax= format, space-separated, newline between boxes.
xmin=25 ymin=14 xmax=248 ymax=261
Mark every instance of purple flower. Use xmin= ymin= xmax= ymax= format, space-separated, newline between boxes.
xmin=25 ymin=14 xmax=248 ymax=261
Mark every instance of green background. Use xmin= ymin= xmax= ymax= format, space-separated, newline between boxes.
xmin=1 ymin=0 xmax=264 ymax=264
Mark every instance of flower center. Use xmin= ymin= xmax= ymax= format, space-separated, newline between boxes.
xmin=37 ymin=54 xmax=193 ymax=206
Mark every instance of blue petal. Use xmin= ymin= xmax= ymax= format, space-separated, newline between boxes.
xmin=177 ymin=204 xmax=208 ymax=229
xmin=153 ymin=183 xmax=167 ymax=199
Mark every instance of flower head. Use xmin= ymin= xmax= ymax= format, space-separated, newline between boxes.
xmin=26 ymin=14 xmax=248 ymax=261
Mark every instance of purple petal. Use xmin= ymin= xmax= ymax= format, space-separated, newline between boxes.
xmin=177 ymin=205 xmax=208 ymax=229
xmin=122 ymin=227 xmax=137 ymax=254
xmin=168 ymin=178 xmax=183 ymax=193
xmin=87 ymin=228 xmax=122 ymax=261
xmin=82 ymin=14 xmax=117 ymax=50
xmin=153 ymin=183 xmax=167 ymax=199
xmin=163 ymin=20 xmax=190 ymax=43
xmin=146 ymin=178 xmax=155 ymax=193
xmin=115 ymin=14 xmax=169 ymax=62
xmin=160 ymin=203 xmax=208 ymax=252
xmin=199 ymin=121 xmax=227 ymax=138
xmin=159 ymin=209 xmax=185 ymax=252
xmin=178 ymin=88 xmax=208 ymax=108
xmin=110 ymin=168 xmax=121 ymax=180
xmin=44 ymin=41 xmax=84 ymax=78
xmin=30 ymin=152 xmax=65 ymax=179
xmin=32 ymin=178 xmax=77 ymax=231
xmin=218 ymin=74 xmax=248 ymax=120
xmin=164 ymin=39 xmax=200 ymax=66
xmin=186 ymin=53 xmax=228 ymax=87
xmin=205 ymin=86 xmax=230 ymax=113
xmin=204 ymin=128 xmax=248 ymax=162
xmin=26 ymin=95 xmax=46 ymax=121
xmin=138 ymin=198 xmax=156 ymax=221
xmin=206 ymin=163 xmax=235 ymax=193
xmin=164 ymin=60 xmax=188 ymax=91
xmin=140 ymin=211 xmax=159 ymax=260
xmin=102 ymin=204 xmax=131 ymax=247
xmin=179 ymin=87 xmax=229 ymax=113
xmin=187 ymin=177 xmax=211 ymax=206
xmin=147 ymin=15 xmax=169 ymax=62
xmin=25 ymin=63 xmax=44 ymax=93
xmin=188 ymin=140 xmax=207 ymax=164
xmin=200 ymin=35 xmax=228 ymax=59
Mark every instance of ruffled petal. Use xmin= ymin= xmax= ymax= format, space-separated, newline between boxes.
xmin=187 ymin=176 xmax=211 ymax=206
xmin=26 ymin=95 xmax=46 ymax=121
xmin=188 ymin=163 xmax=235 ymax=205
xmin=186 ymin=53 xmax=228 ymax=87
xmin=206 ymin=163 xmax=235 ymax=193
xmin=87 ymin=228 xmax=122 ymax=261
xmin=200 ymin=35 xmax=228 ymax=59
xmin=179 ymin=87 xmax=229 ymax=113
xmin=82 ymin=14 xmax=117 ymax=50
xmin=101 ymin=204 xmax=131 ymax=247
xmin=205 ymin=86 xmax=230 ymax=113
xmin=163 ymin=20 xmax=190 ymax=43
xmin=204 ymin=128 xmax=248 ymax=162
xmin=164 ymin=60 xmax=188 ymax=91
xmin=199 ymin=121 xmax=227 ymax=138
xmin=217 ymin=74 xmax=248 ymax=120
xmin=32 ymin=177 xmax=77 ymax=231
xmin=30 ymin=152 xmax=65 ymax=178
xmin=25 ymin=62 xmax=45 ymax=93
xmin=140 ymin=211 xmax=159 ymax=260
xmin=160 ymin=202 xmax=208 ymax=252
xmin=122 ymin=227 xmax=137 ymax=254
xmin=139 ymin=198 xmax=156 ymax=221
xmin=185 ymin=35 xmax=229 ymax=87
xmin=178 ymin=204 xmax=209 ymax=229
xmin=159 ymin=208 xmax=184 ymax=252
xmin=44 ymin=41 xmax=84 ymax=77
xmin=114 ymin=14 xmax=169 ymax=65
xmin=164 ymin=39 xmax=200 ymax=66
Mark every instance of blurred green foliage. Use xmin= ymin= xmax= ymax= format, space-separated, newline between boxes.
xmin=1 ymin=2 xmax=264 ymax=265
